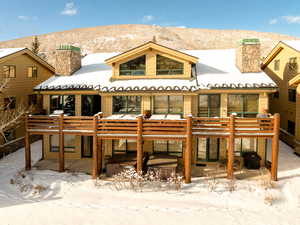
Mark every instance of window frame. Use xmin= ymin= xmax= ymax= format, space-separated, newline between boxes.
xmin=119 ymin=55 xmax=146 ymax=76
xmin=27 ymin=66 xmax=38 ymax=78
xmin=152 ymin=140 xmax=183 ymax=157
xmin=153 ymin=95 xmax=184 ymax=115
xmin=3 ymin=65 xmax=16 ymax=78
xmin=227 ymin=94 xmax=259 ymax=118
xmin=196 ymin=138 xmax=220 ymax=162
xmin=287 ymin=120 xmax=295 ymax=136
xmin=288 ymin=57 xmax=297 ymax=71
xmin=112 ymin=139 xmax=137 ymax=155
xmin=288 ymin=89 xmax=296 ymax=102
xmin=50 ymin=134 xmax=76 ymax=153
xmin=50 ymin=95 xmax=75 ymax=116
xmin=112 ymin=96 xmax=141 ymax=114
xmin=156 ymin=54 xmax=184 ymax=75
xmin=198 ymin=94 xmax=220 ymax=117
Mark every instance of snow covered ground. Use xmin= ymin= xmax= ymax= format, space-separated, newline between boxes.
xmin=0 ymin=140 xmax=300 ymax=225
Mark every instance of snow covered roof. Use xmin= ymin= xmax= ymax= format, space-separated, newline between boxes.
xmin=0 ymin=48 xmax=25 ymax=59
xmin=282 ymin=40 xmax=300 ymax=52
xmin=35 ymin=49 xmax=276 ymax=92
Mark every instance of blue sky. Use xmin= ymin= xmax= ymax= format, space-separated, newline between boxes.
xmin=1 ymin=0 xmax=300 ymax=41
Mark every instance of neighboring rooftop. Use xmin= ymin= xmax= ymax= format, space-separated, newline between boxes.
xmin=35 ymin=48 xmax=277 ymax=92
xmin=0 ymin=48 xmax=25 ymax=59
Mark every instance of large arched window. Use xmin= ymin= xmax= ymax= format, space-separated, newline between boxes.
xmin=156 ymin=55 xmax=184 ymax=75
xmin=119 ymin=55 xmax=146 ymax=76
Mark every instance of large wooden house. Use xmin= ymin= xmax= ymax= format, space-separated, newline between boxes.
xmin=27 ymin=40 xmax=279 ymax=182
xmin=0 ymin=48 xmax=54 ymax=142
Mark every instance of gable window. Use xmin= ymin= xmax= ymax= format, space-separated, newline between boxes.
xmin=50 ymin=95 xmax=75 ymax=116
xmin=228 ymin=94 xmax=258 ymax=118
xmin=288 ymin=89 xmax=296 ymax=102
xmin=28 ymin=66 xmax=38 ymax=78
xmin=112 ymin=96 xmax=141 ymax=114
xmin=274 ymin=60 xmax=280 ymax=71
xmin=119 ymin=55 xmax=145 ymax=76
xmin=3 ymin=65 xmax=16 ymax=78
xmin=153 ymin=96 xmax=184 ymax=115
xmin=4 ymin=97 xmax=16 ymax=110
xmin=287 ymin=120 xmax=295 ymax=135
xmin=198 ymin=94 xmax=220 ymax=117
xmin=156 ymin=55 xmax=184 ymax=75
xmin=288 ymin=57 xmax=297 ymax=71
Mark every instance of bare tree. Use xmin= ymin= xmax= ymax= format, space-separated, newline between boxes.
xmin=0 ymin=78 xmax=28 ymax=142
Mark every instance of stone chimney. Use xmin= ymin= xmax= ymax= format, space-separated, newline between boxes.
xmin=55 ymin=45 xmax=81 ymax=75
xmin=236 ymin=39 xmax=261 ymax=73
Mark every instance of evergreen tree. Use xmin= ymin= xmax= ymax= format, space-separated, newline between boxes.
xmin=31 ymin=36 xmax=40 ymax=54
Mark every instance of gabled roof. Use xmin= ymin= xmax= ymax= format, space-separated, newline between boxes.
xmin=35 ymin=49 xmax=276 ymax=92
xmin=289 ymin=74 xmax=300 ymax=87
xmin=0 ymin=48 xmax=55 ymax=72
xmin=105 ymin=41 xmax=199 ymax=64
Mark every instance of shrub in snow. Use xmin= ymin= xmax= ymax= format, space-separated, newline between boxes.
xmin=226 ymin=179 xmax=237 ymax=193
xmin=264 ymin=192 xmax=275 ymax=206
xmin=259 ymin=168 xmax=275 ymax=190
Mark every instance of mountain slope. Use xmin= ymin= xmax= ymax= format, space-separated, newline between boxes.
xmin=0 ymin=24 xmax=298 ymax=65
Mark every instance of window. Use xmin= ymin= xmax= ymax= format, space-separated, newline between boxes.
xmin=28 ymin=66 xmax=37 ymax=78
xmin=197 ymin=138 xmax=219 ymax=161
xmin=28 ymin=94 xmax=37 ymax=106
xmin=287 ymin=120 xmax=295 ymax=135
xmin=234 ymin=138 xmax=257 ymax=156
xmin=119 ymin=55 xmax=145 ymax=76
xmin=153 ymin=140 xmax=183 ymax=157
xmin=3 ymin=65 xmax=16 ymax=78
xmin=4 ymin=97 xmax=16 ymax=110
xmin=228 ymin=94 xmax=258 ymax=117
xmin=288 ymin=89 xmax=296 ymax=102
xmin=112 ymin=96 xmax=141 ymax=114
xmin=50 ymin=95 xmax=75 ymax=115
xmin=50 ymin=135 xmax=75 ymax=152
xmin=273 ymin=91 xmax=279 ymax=99
xmin=288 ymin=57 xmax=297 ymax=71
xmin=274 ymin=60 xmax=280 ymax=71
xmin=81 ymin=95 xmax=101 ymax=116
xmin=198 ymin=94 xmax=220 ymax=117
xmin=156 ymin=55 xmax=184 ymax=75
xmin=113 ymin=139 xmax=137 ymax=154
xmin=153 ymin=96 xmax=184 ymax=114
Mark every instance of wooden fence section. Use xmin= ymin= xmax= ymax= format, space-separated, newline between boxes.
xmin=24 ymin=113 xmax=280 ymax=183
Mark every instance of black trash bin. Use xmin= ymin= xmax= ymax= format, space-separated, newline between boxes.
xmin=242 ymin=152 xmax=261 ymax=169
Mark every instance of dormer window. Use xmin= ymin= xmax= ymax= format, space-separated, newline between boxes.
xmin=156 ymin=55 xmax=184 ymax=75
xmin=119 ymin=55 xmax=145 ymax=76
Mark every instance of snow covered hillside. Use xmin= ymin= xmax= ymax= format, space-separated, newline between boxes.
xmin=0 ymin=140 xmax=299 ymax=225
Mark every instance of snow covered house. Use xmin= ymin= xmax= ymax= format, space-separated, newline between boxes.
xmin=26 ymin=40 xmax=279 ymax=183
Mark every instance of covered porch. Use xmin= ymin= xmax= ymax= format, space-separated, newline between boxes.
xmin=24 ymin=113 xmax=280 ymax=183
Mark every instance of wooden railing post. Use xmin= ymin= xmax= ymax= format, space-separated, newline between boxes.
xmin=136 ymin=115 xmax=143 ymax=173
xmin=184 ymin=115 xmax=193 ymax=184
xmin=59 ymin=113 xmax=65 ymax=172
xmin=92 ymin=114 xmax=99 ymax=179
xmin=25 ymin=113 xmax=31 ymax=170
xmin=271 ymin=113 xmax=280 ymax=181
xmin=227 ymin=114 xmax=235 ymax=179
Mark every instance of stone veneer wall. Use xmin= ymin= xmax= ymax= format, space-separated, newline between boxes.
xmin=55 ymin=47 xmax=81 ymax=76
xmin=236 ymin=41 xmax=261 ymax=73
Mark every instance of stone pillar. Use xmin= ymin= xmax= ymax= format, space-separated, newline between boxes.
xmin=55 ymin=45 xmax=81 ymax=76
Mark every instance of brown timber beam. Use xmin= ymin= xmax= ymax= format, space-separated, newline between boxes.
xmin=25 ymin=113 xmax=31 ymax=170
xmin=271 ymin=113 xmax=280 ymax=181
xmin=136 ymin=116 xmax=143 ymax=173
xmin=227 ymin=114 xmax=235 ymax=179
xmin=92 ymin=114 xmax=99 ymax=179
xmin=184 ymin=115 xmax=193 ymax=184
xmin=59 ymin=113 xmax=65 ymax=172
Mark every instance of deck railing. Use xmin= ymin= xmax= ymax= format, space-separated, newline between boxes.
xmin=24 ymin=113 xmax=280 ymax=183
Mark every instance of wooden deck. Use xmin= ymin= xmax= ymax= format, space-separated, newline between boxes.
xmin=24 ymin=113 xmax=280 ymax=183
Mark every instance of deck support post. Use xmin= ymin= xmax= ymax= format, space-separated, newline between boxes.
xmin=136 ymin=116 xmax=143 ymax=174
xmin=92 ymin=114 xmax=99 ymax=179
xmin=271 ymin=113 xmax=280 ymax=181
xmin=98 ymin=138 xmax=102 ymax=175
xmin=59 ymin=113 xmax=65 ymax=172
xmin=227 ymin=114 xmax=235 ymax=179
xmin=25 ymin=113 xmax=31 ymax=170
xmin=184 ymin=115 xmax=193 ymax=184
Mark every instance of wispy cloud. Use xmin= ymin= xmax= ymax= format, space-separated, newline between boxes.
xmin=142 ymin=15 xmax=154 ymax=23
xmin=61 ymin=2 xmax=78 ymax=16
xmin=17 ymin=16 xmax=38 ymax=21
xmin=282 ymin=16 xmax=300 ymax=24
xmin=269 ymin=18 xmax=278 ymax=25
